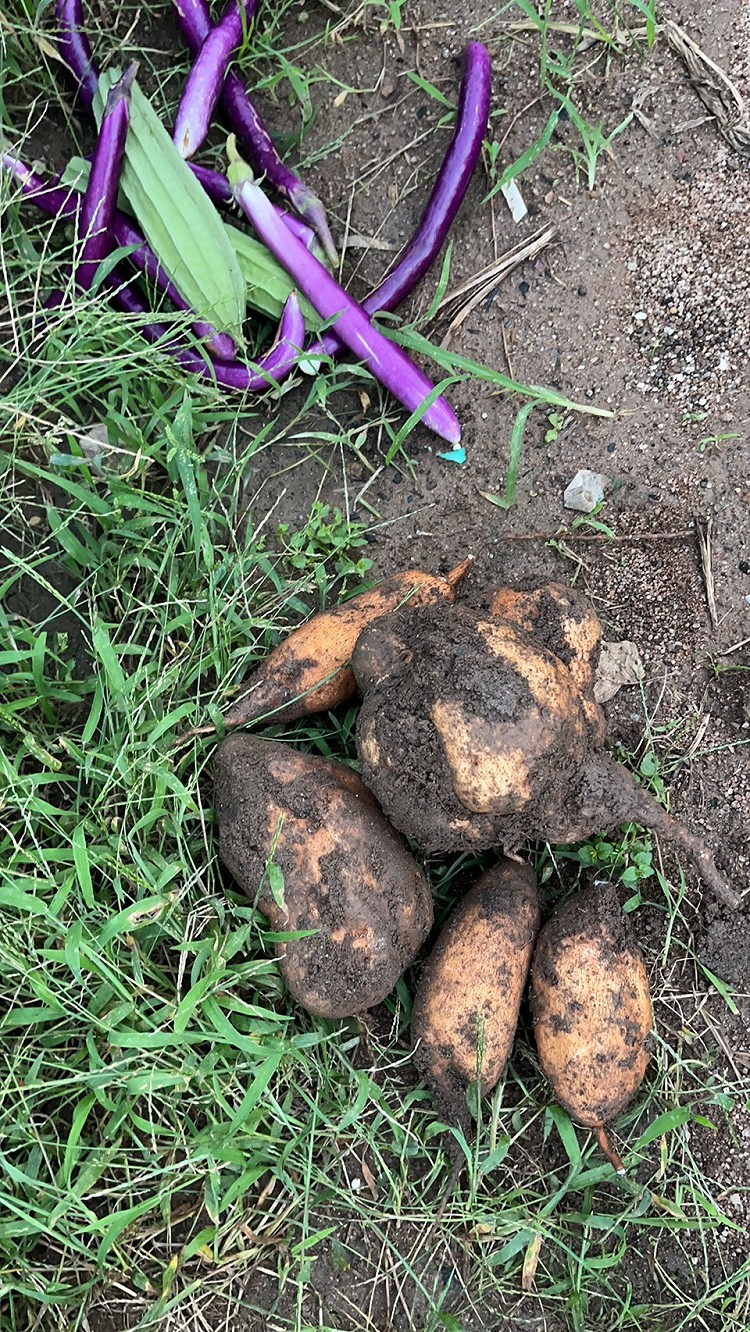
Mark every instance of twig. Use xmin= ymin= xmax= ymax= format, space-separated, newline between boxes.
xmin=487 ymin=528 xmax=695 ymax=543
xmin=437 ymin=226 xmax=558 ymax=348
xmin=719 ymin=636 xmax=750 ymax=656
xmin=694 ymin=516 xmax=719 ymax=631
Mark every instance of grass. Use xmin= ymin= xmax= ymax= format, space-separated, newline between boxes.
xmin=1 ymin=1 xmax=748 ymax=1329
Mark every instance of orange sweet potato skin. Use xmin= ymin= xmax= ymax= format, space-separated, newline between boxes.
xmin=530 ymin=886 xmax=653 ymax=1128
xmin=489 ymin=582 xmax=605 ymax=744
xmin=224 ymin=563 xmax=470 ymax=729
xmin=215 ymin=735 xmax=433 ymax=1018
xmin=411 ymin=859 xmax=541 ymax=1115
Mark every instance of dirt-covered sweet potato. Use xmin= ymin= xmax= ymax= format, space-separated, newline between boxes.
xmin=215 ymin=735 xmax=433 ymax=1017
xmin=489 ymin=581 xmax=604 ymax=742
xmin=222 ymin=557 xmax=472 ymax=729
xmin=354 ymin=602 xmax=597 ymax=851
xmin=353 ymin=601 xmax=739 ymax=908
xmin=530 ymin=884 xmax=653 ymax=1169
xmin=412 ymin=859 xmax=541 ymax=1124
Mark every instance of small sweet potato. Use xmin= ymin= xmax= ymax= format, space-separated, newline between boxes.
xmin=215 ymin=735 xmax=433 ymax=1018
xmin=223 ymin=557 xmax=473 ymax=728
xmin=412 ymin=859 xmax=541 ymax=1125
xmin=530 ymin=884 xmax=652 ymax=1168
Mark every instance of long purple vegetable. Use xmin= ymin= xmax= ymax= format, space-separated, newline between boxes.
xmin=2 ymin=153 xmax=235 ymax=360
xmin=76 ymin=64 xmax=134 ymax=290
xmin=174 ymin=0 xmax=257 ymax=159
xmin=112 ymin=280 xmax=305 ymax=389
xmin=55 ymin=0 xmax=98 ymax=111
xmin=188 ymin=162 xmax=317 ymax=249
xmin=229 ymin=144 xmax=461 ymax=445
xmin=173 ymin=0 xmax=337 ymax=265
xmin=314 ymin=42 xmax=491 ymax=360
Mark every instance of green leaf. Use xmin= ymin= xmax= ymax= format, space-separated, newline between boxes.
xmin=92 ymin=74 xmax=246 ymax=341
xmin=634 ymin=1106 xmax=693 ymax=1150
xmin=477 ymin=401 xmax=536 ymax=510
xmin=226 ymin=221 xmax=322 ymax=328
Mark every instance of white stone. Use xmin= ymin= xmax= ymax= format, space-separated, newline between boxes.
xmin=563 ymin=469 xmax=608 ymax=513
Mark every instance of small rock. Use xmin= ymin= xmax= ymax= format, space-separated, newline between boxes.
xmin=78 ymin=422 xmax=110 ymax=460
xmin=563 ymin=469 xmax=608 ymax=513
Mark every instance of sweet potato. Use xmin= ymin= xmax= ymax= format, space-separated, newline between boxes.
xmin=352 ymin=601 xmax=739 ymax=908
xmin=222 ymin=557 xmax=473 ymax=729
xmin=214 ymin=735 xmax=433 ymax=1017
xmin=489 ymin=581 xmax=604 ymax=742
xmin=530 ymin=884 xmax=653 ymax=1169
xmin=354 ymin=602 xmax=596 ymax=851
xmin=411 ymin=859 xmax=540 ymax=1125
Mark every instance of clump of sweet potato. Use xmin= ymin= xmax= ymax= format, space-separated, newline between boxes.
xmin=411 ymin=858 xmax=540 ymax=1127
xmin=352 ymin=601 xmax=738 ymax=908
xmin=222 ymin=557 xmax=472 ymax=729
xmin=214 ymin=736 xmax=433 ymax=1017
xmin=530 ymin=884 xmax=653 ymax=1169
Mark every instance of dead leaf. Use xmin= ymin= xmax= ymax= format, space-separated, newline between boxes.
xmin=594 ymin=640 xmax=645 ymax=703
xmin=360 ymin=1153 xmax=379 ymax=1200
xmin=522 ymin=1232 xmax=543 ymax=1290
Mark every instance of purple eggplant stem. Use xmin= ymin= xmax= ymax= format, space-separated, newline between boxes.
xmin=76 ymin=63 xmax=135 ymax=291
xmin=313 ymin=41 xmax=491 ymax=361
xmin=229 ymin=147 xmax=461 ymax=445
xmin=172 ymin=0 xmax=337 ymax=264
xmin=55 ymin=0 xmax=98 ymax=110
xmin=112 ymin=279 xmax=304 ymax=389
xmin=2 ymin=152 xmax=235 ymax=360
xmin=174 ymin=0 xmax=257 ymax=159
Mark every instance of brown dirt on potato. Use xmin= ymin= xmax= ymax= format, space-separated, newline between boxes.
xmin=411 ymin=858 xmax=541 ymax=1124
xmin=354 ymin=600 xmax=595 ymax=851
xmin=214 ymin=734 xmax=432 ymax=1017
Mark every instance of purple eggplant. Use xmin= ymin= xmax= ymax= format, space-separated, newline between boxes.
xmin=55 ymin=0 xmax=98 ymax=111
xmin=2 ymin=152 xmax=234 ymax=360
xmin=76 ymin=65 xmax=135 ymax=290
xmin=188 ymin=162 xmax=317 ymax=250
xmin=172 ymin=0 xmax=337 ymax=264
xmin=229 ymin=147 xmax=461 ymax=445
xmin=174 ymin=0 xmax=257 ymax=159
xmin=112 ymin=279 xmax=305 ymax=389
xmin=314 ymin=42 xmax=491 ymax=360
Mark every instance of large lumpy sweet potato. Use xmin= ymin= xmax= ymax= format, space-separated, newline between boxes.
xmin=222 ymin=558 xmax=472 ymax=728
xmin=215 ymin=736 xmax=433 ymax=1017
xmin=354 ymin=602 xmax=598 ymax=852
xmin=411 ymin=859 xmax=541 ymax=1125
xmin=352 ymin=601 xmax=739 ymax=908
xmin=530 ymin=884 xmax=652 ymax=1163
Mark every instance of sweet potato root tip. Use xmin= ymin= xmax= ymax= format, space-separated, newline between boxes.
xmin=596 ymin=1125 xmax=626 ymax=1175
xmin=577 ymin=755 xmax=740 ymax=911
xmin=445 ymin=554 xmax=475 ymax=589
